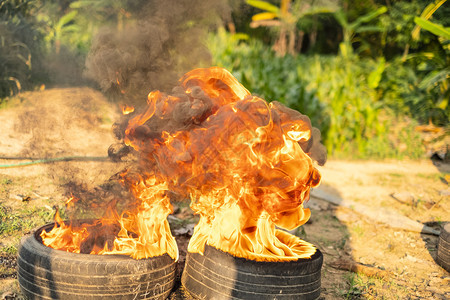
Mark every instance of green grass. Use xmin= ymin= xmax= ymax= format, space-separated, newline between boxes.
xmin=344 ymin=273 xmax=366 ymax=299
xmin=344 ymin=272 xmax=409 ymax=299
xmin=0 ymin=203 xmax=53 ymax=236
xmin=0 ymin=243 xmax=18 ymax=256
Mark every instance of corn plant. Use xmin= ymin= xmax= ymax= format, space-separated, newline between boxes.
xmin=296 ymin=55 xmax=386 ymax=156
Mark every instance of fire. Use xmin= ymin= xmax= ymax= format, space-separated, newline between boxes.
xmin=41 ymin=172 xmax=178 ymax=260
xmin=124 ymin=67 xmax=323 ymax=261
xmin=41 ymin=67 xmax=323 ymax=262
xmin=121 ymin=104 xmax=135 ymax=115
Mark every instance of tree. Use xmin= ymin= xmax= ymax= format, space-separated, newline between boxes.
xmin=246 ymin=0 xmax=335 ymax=56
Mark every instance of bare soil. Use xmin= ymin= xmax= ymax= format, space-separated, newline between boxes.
xmin=0 ymin=88 xmax=449 ymax=299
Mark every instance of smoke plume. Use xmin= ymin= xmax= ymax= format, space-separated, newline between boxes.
xmin=85 ymin=0 xmax=229 ymax=108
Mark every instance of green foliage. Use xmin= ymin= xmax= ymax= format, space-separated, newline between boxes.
xmin=334 ymin=6 xmax=387 ymax=57
xmin=408 ymin=2 xmax=450 ymax=119
xmin=411 ymin=0 xmax=448 ymax=41
xmin=0 ymin=0 xmax=44 ymax=100
xmin=380 ymin=0 xmax=450 ymax=127
xmin=296 ymin=55 xmax=385 ymax=157
xmin=246 ymin=0 xmax=337 ymax=55
xmin=414 ymin=16 xmax=450 ymax=40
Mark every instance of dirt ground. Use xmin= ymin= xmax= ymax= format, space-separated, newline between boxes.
xmin=0 ymin=87 xmax=449 ymax=299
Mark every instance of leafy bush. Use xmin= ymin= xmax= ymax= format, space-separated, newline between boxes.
xmin=0 ymin=0 xmax=44 ymax=100
xmin=296 ymin=55 xmax=386 ymax=157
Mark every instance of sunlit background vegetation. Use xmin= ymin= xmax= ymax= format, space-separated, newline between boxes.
xmin=1 ymin=0 xmax=449 ymax=159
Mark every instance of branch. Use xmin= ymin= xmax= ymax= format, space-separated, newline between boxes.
xmin=250 ymin=20 xmax=281 ymax=28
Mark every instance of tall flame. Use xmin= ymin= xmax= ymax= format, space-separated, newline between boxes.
xmin=124 ymin=67 xmax=323 ymax=261
xmin=41 ymin=67 xmax=323 ymax=262
xmin=41 ymin=177 xmax=178 ymax=260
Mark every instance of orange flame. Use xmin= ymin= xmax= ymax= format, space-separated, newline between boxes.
xmin=121 ymin=104 xmax=135 ymax=115
xmin=124 ymin=67 xmax=322 ymax=261
xmin=41 ymin=189 xmax=178 ymax=260
xmin=64 ymin=194 xmax=78 ymax=209
xmin=41 ymin=67 xmax=322 ymax=262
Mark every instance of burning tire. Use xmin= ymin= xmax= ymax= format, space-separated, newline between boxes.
xmin=437 ymin=223 xmax=450 ymax=272
xmin=181 ymin=244 xmax=323 ymax=300
xmin=18 ymin=223 xmax=176 ymax=300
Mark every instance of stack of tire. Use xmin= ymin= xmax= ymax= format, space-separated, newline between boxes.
xmin=17 ymin=223 xmax=176 ymax=300
xmin=181 ymin=244 xmax=323 ymax=300
xmin=18 ymin=222 xmax=324 ymax=299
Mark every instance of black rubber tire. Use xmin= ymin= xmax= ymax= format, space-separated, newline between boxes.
xmin=181 ymin=244 xmax=323 ymax=300
xmin=437 ymin=223 xmax=450 ymax=272
xmin=17 ymin=223 xmax=176 ymax=299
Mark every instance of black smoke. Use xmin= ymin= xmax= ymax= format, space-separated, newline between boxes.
xmin=84 ymin=0 xmax=229 ymax=108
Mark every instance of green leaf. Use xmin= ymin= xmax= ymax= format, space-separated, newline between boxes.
xmin=420 ymin=0 xmax=447 ymax=19
xmin=231 ymin=33 xmax=249 ymax=41
xmin=412 ymin=0 xmax=447 ymax=40
xmin=57 ymin=11 xmax=78 ymax=29
xmin=437 ymin=97 xmax=448 ymax=110
xmin=348 ymin=6 xmax=387 ymax=32
xmin=300 ymin=7 xmax=336 ymax=17
xmin=418 ymin=68 xmax=450 ymax=90
xmin=414 ymin=17 xmax=450 ymax=40
xmin=352 ymin=6 xmax=387 ymax=27
xmin=246 ymin=0 xmax=280 ymax=14
xmin=333 ymin=10 xmax=347 ymax=27
xmin=368 ymin=58 xmax=385 ymax=89
xmin=354 ymin=26 xmax=385 ymax=34
xmin=62 ymin=24 xmax=81 ymax=33
xmin=70 ymin=0 xmax=97 ymax=9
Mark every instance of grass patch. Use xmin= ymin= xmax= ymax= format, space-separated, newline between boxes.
xmin=343 ymin=272 xmax=410 ymax=299
xmin=0 ymin=203 xmax=53 ymax=237
xmin=416 ymin=172 xmax=448 ymax=182
xmin=351 ymin=224 xmax=365 ymax=237
xmin=0 ymin=244 xmax=18 ymax=256
xmin=344 ymin=273 xmax=366 ymax=299
xmin=387 ymin=173 xmax=405 ymax=178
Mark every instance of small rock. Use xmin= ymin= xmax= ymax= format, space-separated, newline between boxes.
xmin=172 ymin=223 xmax=195 ymax=236
xmin=391 ymin=192 xmax=415 ymax=205
xmin=304 ymin=200 xmax=329 ymax=211
xmin=1 ymin=292 xmax=16 ymax=300
xmin=439 ymin=189 xmax=450 ymax=197
xmin=405 ymin=254 xmax=417 ymax=263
